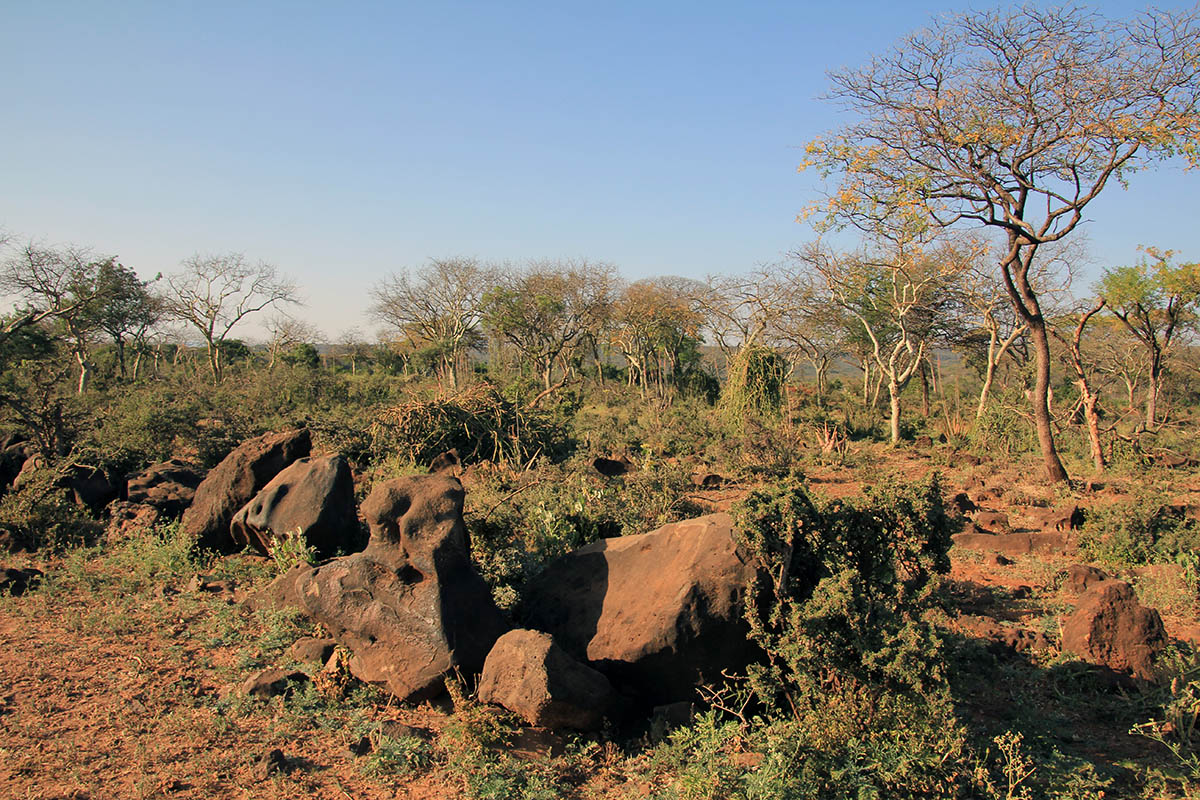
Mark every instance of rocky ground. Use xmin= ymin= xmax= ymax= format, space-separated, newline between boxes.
xmin=2 ymin=441 xmax=1199 ymax=799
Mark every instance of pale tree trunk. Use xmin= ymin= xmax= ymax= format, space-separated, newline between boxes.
xmin=75 ymin=352 xmax=92 ymax=394
xmin=1057 ymin=302 xmax=1107 ymax=474
xmin=888 ymin=378 xmax=902 ymax=444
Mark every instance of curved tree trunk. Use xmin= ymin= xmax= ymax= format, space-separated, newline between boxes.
xmin=1028 ymin=320 xmax=1069 ymax=482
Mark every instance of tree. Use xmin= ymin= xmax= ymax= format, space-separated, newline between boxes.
xmin=1052 ymin=301 xmax=1109 ymax=473
xmin=803 ymin=5 xmax=1200 ymax=480
xmin=0 ymin=243 xmax=123 ymax=393
xmin=265 ymin=313 xmax=323 ymax=370
xmin=369 ymin=258 xmax=491 ymax=390
xmin=1097 ymin=248 xmax=1200 ymax=429
xmin=796 ymin=235 xmax=970 ymax=443
xmin=482 ymin=259 xmax=616 ymax=402
xmin=610 ymin=278 xmax=706 ymax=401
xmin=90 ymin=261 xmax=161 ymax=380
xmin=162 ymin=253 xmax=299 ymax=383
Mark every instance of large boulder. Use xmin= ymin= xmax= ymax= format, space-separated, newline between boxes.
xmin=281 ymin=474 xmax=509 ymax=702
xmin=1061 ymin=579 xmax=1166 ymax=681
xmin=478 ymin=629 xmax=617 ymax=731
xmin=230 ymin=455 xmax=356 ymax=558
xmin=180 ymin=429 xmax=311 ymax=551
xmin=523 ymin=513 xmax=757 ymax=704
xmin=126 ymin=458 xmax=205 ymax=518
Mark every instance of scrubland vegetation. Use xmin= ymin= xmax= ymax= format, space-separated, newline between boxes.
xmin=4 ymin=4 xmax=1200 ymax=799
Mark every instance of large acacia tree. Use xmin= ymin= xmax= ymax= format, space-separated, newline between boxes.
xmin=803 ymin=5 xmax=1200 ymax=481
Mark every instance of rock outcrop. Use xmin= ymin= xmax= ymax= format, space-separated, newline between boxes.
xmin=478 ymin=629 xmax=616 ymax=730
xmin=523 ymin=513 xmax=757 ymax=704
xmin=1061 ymin=579 xmax=1166 ymax=680
xmin=180 ymin=429 xmax=311 ymax=551
xmin=278 ymin=474 xmax=509 ymax=702
xmin=230 ymin=455 xmax=356 ymax=558
xmin=126 ymin=459 xmax=205 ymax=518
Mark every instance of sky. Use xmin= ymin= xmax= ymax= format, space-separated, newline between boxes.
xmin=3 ymin=1 xmax=1198 ymax=341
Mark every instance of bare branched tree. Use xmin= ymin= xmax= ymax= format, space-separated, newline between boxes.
xmin=162 ymin=253 xmax=300 ymax=383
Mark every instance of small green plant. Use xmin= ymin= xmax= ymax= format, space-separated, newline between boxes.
xmin=267 ymin=527 xmax=318 ymax=574
xmin=1132 ymin=646 xmax=1200 ymax=784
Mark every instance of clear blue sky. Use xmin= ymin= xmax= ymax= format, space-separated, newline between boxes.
xmin=3 ymin=1 xmax=1196 ymax=340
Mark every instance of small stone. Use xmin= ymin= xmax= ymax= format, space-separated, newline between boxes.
xmin=241 ymin=668 xmax=309 ymax=698
xmin=0 ymin=567 xmax=43 ymax=596
xmin=288 ymin=637 xmax=336 ymax=665
xmin=254 ymin=748 xmax=288 ymax=780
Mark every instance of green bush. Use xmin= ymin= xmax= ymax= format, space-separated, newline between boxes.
xmin=732 ymin=473 xmax=954 ymax=704
xmin=1078 ymin=496 xmax=1200 ymax=567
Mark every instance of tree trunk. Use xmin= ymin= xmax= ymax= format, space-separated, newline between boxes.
xmin=1146 ymin=352 xmax=1162 ymax=430
xmin=75 ymin=353 xmax=92 ymax=394
xmin=888 ymin=378 xmax=902 ymax=444
xmin=1028 ymin=320 xmax=1069 ymax=482
xmin=1081 ymin=388 xmax=1106 ymax=473
xmin=208 ymin=341 xmax=222 ymax=383
xmin=919 ymin=359 xmax=931 ymax=418
xmin=977 ymin=359 xmax=997 ymax=420
xmin=861 ymin=358 xmax=871 ymax=407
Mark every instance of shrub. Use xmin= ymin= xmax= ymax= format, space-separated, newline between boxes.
xmin=732 ymin=473 xmax=954 ymax=705
xmin=1078 ymin=496 xmax=1200 ymax=567
xmin=719 ymin=346 xmax=788 ymax=422
xmin=372 ymin=382 xmax=572 ymax=467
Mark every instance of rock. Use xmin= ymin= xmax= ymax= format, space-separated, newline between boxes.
xmin=1061 ymin=579 xmax=1166 ymax=681
xmin=592 ymin=456 xmax=633 ymax=477
xmin=690 ymin=471 xmax=727 ymax=488
xmin=0 ymin=528 xmax=34 ymax=553
xmin=180 ymin=429 xmax=311 ymax=551
xmin=0 ymin=567 xmax=43 ymax=596
xmin=478 ymin=629 xmax=617 ymax=731
xmin=1026 ymin=504 xmax=1084 ymax=532
xmin=523 ymin=513 xmax=757 ymax=704
xmin=229 ymin=454 xmax=356 ymax=558
xmin=126 ymin=459 xmax=205 ymax=517
xmin=105 ymin=501 xmax=163 ymax=544
xmin=283 ymin=474 xmax=509 ymax=702
xmin=289 ymin=637 xmax=337 ymax=665
xmin=972 ymin=510 xmax=1011 ymax=533
xmin=428 ymin=449 xmax=461 ymax=475
xmin=951 ymin=530 xmax=1073 ymax=556
xmin=254 ymin=749 xmax=288 ymax=780
xmin=1064 ymin=564 xmax=1110 ymax=594
xmin=241 ymin=668 xmax=309 ymax=698
xmin=949 ymin=492 xmax=977 ymax=515
xmin=0 ymin=438 xmax=32 ymax=497
xmin=956 ymin=614 xmax=1051 ymax=656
